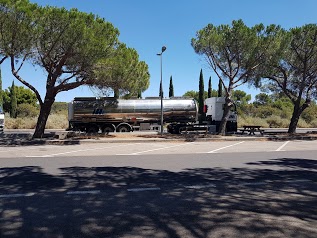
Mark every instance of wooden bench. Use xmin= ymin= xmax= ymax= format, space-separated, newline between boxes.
xmin=240 ymin=126 xmax=264 ymax=135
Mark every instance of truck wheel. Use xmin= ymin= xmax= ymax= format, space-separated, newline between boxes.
xmin=117 ymin=125 xmax=131 ymax=132
xmin=102 ymin=125 xmax=115 ymax=134
xmin=86 ymin=125 xmax=99 ymax=134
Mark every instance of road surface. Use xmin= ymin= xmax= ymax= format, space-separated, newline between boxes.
xmin=0 ymin=140 xmax=316 ymax=237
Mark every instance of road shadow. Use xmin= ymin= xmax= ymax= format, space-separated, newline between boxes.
xmin=0 ymin=158 xmax=316 ymax=237
xmin=0 ymin=133 xmax=80 ymax=146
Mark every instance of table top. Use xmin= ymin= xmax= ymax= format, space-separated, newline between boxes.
xmin=243 ymin=125 xmax=262 ymax=128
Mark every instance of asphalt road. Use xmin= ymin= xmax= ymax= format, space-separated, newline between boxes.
xmin=0 ymin=141 xmax=316 ymax=237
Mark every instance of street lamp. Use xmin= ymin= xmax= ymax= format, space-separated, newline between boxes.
xmin=157 ymin=46 xmax=166 ymax=135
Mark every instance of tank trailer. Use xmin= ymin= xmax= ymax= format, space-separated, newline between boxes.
xmin=67 ymin=97 xmax=237 ymax=134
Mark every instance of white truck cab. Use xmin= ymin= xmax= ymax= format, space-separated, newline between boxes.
xmin=204 ymin=97 xmax=237 ymax=132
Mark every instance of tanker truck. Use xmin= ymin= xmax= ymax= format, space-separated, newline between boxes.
xmin=67 ymin=97 xmax=237 ymax=134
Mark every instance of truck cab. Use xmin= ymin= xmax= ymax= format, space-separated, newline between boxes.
xmin=204 ymin=97 xmax=237 ymax=132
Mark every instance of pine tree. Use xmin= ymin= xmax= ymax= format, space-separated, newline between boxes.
xmin=10 ymin=81 xmax=17 ymax=118
xmin=137 ymin=90 xmax=142 ymax=99
xmin=159 ymin=81 xmax=163 ymax=98
xmin=198 ymin=69 xmax=205 ymax=123
xmin=217 ymin=79 xmax=223 ymax=97
xmin=169 ymin=76 xmax=174 ymax=98
xmin=208 ymin=76 xmax=212 ymax=98
xmin=114 ymin=89 xmax=119 ymax=99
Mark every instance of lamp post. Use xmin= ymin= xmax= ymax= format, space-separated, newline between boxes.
xmin=157 ymin=46 xmax=166 ymax=135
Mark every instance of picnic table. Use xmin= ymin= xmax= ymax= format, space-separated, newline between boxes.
xmin=240 ymin=125 xmax=264 ymax=135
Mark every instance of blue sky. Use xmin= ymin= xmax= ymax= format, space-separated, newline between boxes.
xmin=2 ymin=0 xmax=317 ymax=102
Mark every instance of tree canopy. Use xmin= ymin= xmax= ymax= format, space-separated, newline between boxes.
xmin=258 ymin=24 xmax=317 ymax=133
xmin=0 ymin=0 xmax=150 ymax=137
xmin=192 ymin=20 xmax=282 ymax=134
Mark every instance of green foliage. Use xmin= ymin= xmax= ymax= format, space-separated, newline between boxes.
xmin=192 ymin=19 xmax=282 ymax=134
xmin=301 ymin=104 xmax=317 ymax=123
xmin=217 ymin=79 xmax=223 ymax=97
xmin=238 ymin=116 xmax=269 ymax=128
xmin=237 ymin=103 xmax=255 ymax=118
xmin=253 ymin=105 xmax=280 ymax=119
xmin=211 ymin=89 xmax=218 ymax=97
xmin=17 ymin=103 xmax=38 ymax=117
xmin=253 ymin=93 xmax=272 ymax=106
xmin=10 ymin=81 xmax=17 ymax=118
xmin=232 ymin=90 xmax=251 ymax=106
xmin=266 ymin=115 xmax=289 ymax=128
xmin=0 ymin=1 xmax=149 ymax=137
xmin=183 ymin=90 xmax=207 ymax=102
xmin=208 ymin=77 xmax=212 ymax=98
xmin=233 ymin=90 xmax=252 ymax=116
xmin=3 ymin=85 xmax=37 ymax=112
xmin=198 ymin=69 xmax=205 ymax=123
xmin=169 ymin=76 xmax=174 ymax=98
xmin=93 ymin=44 xmax=150 ymax=97
xmin=51 ymin=102 xmax=67 ymax=114
xmin=259 ymin=24 xmax=317 ymax=132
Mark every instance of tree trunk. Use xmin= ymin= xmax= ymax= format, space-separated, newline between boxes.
xmin=218 ymin=100 xmax=231 ymax=135
xmin=288 ymin=112 xmax=299 ymax=134
xmin=33 ymin=96 xmax=55 ymax=138
xmin=288 ymin=102 xmax=308 ymax=134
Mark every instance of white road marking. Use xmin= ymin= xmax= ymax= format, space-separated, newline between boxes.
xmin=0 ymin=193 xmax=35 ymax=198
xmin=202 ymin=141 xmax=245 ymax=153
xmin=275 ymin=141 xmax=290 ymax=151
xmin=184 ymin=184 xmax=216 ymax=189
xmin=127 ymin=187 xmax=161 ymax=192
xmin=66 ymin=190 xmax=100 ymax=195
xmin=241 ymin=182 xmax=267 ymax=186
xmin=0 ymin=145 xmax=58 ymax=153
xmin=118 ymin=142 xmax=193 ymax=155
xmin=25 ymin=143 xmax=142 ymax=157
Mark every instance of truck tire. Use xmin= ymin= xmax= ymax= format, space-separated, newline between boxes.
xmin=86 ymin=125 xmax=99 ymax=134
xmin=116 ymin=124 xmax=131 ymax=133
xmin=102 ymin=125 xmax=115 ymax=134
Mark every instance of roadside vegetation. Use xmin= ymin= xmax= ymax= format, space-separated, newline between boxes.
xmin=4 ymin=101 xmax=68 ymax=129
xmin=3 ymin=87 xmax=317 ymax=129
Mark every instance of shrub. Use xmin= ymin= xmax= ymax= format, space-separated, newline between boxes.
xmin=301 ymin=105 xmax=317 ymax=123
xmin=310 ymin=119 xmax=317 ymax=127
xmin=297 ymin=118 xmax=310 ymax=128
xmin=17 ymin=103 xmax=39 ymax=118
xmin=5 ymin=116 xmax=37 ymax=129
xmin=253 ymin=106 xmax=279 ymax=119
xmin=46 ymin=113 xmax=68 ymax=129
xmin=51 ymin=102 xmax=68 ymax=114
xmin=238 ymin=116 xmax=269 ymax=127
xmin=266 ymin=115 xmax=289 ymax=128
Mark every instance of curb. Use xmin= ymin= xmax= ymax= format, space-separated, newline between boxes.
xmin=19 ymin=135 xmax=317 ymax=145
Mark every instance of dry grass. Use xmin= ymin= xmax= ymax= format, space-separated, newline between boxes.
xmin=5 ymin=113 xmax=68 ymax=129
xmin=4 ymin=112 xmax=316 ymax=129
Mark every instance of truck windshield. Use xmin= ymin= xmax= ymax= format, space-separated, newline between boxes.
xmin=0 ymin=107 xmax=3 ymax=113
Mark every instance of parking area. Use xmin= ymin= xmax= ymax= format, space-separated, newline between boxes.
xmin=0 ymin=140 xmax=317 ymax=158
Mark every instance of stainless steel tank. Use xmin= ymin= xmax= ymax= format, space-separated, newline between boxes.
xmin=71 ymin=97 xmax=198 ymax=123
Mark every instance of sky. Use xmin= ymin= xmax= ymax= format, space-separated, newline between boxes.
xmin=2 ymin=0 xmax=317 ymax=102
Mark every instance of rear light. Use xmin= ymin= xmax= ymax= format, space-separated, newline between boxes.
xmin=203 ymin=105 xmax=207 ymax=113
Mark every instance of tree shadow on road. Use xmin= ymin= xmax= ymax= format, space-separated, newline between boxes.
xmin=0 ymin=158 xmax=316 ymax=237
